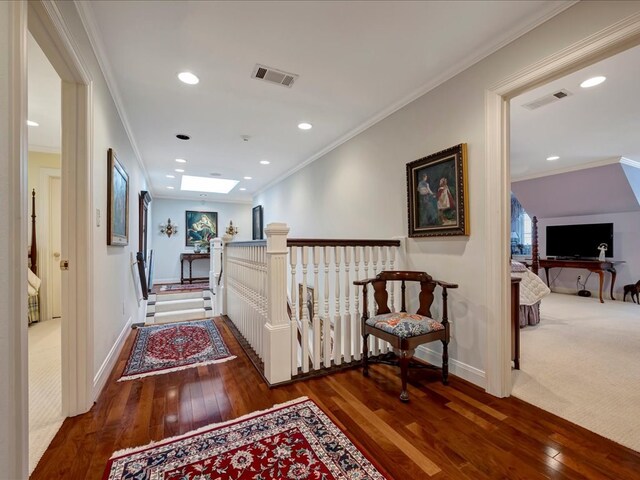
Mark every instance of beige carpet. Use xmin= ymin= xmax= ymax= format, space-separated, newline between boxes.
xmin=512 ymin=293 xmax=640 ymax=452
xmin=29 ymin=318 xmax=64 ymax=474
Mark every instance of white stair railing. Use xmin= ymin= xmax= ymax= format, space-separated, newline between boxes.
xmin=221 ymin=222 xmax=404 ymax=384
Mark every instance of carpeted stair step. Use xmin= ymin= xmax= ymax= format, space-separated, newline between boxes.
xmin=154 ymin=298 xmax=205 ymax=312
xmin=151 ymin=308 xmax=207 ymax=325
xmin=155 ymin=291 xmax=207 ymax=301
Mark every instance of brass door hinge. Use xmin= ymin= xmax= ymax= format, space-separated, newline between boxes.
xmin=60 ymin=260 xmax=69 ymax=270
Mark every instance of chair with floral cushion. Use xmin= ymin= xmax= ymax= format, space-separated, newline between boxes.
xmin=354 ymin=270 xmax=458 ymax=402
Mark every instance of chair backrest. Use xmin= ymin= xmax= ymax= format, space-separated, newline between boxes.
xmin=371 ymin=271 xmax=435 ymax=317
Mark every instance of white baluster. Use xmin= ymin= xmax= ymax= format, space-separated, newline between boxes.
xmin=353 ymin=246 xmax=361 ymax=361
xmin=301 ymin=246 xmax=310 ymax=373
xmin=323 ymin=246 xmax=331 ymax=368
xmin=333 ymin=246 xmax=342 ymax=366
xmin=343 ymin=246 xmax=352 ymax=363
xmin=290 ymin=245 xmax=298 ymax=376
xmin=312 ymin=246 xmax=321 ymax=370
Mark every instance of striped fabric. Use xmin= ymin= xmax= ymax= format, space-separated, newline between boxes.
xmin=28 ymin=294 xmax=40 ymax=324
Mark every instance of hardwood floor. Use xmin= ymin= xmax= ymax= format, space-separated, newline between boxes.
xmin=32 ymin=318 xmax=640 ymax=479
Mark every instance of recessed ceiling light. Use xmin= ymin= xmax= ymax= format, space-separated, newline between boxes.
xmin=298 ymin=122 xmax=312 ymax=130
xmin=260 ymin=160 xmax=270 ymax=165
xmin=243 ymin=176 xmax=252 ymax=180
xmin=580 ymin=76 xmax=606 ymax=88
xmin=239 ymin=188 xmax=247 ymax=191
xmin=175 ymin=158 xmax=187 ymax=163
xmin=175 ymin=168 xmax=185 ymax=173
xmin=210 ymin=172 xmax=222 ymax=177
xmin=166 ymin=186 xmax=174 ymax=190
xmin=176 ymin=134 xmax=190 ymax=140
xmin=199 ymin=194 xmax=207 ymax=197
xmin=181 ymin=175 xmax=239 ymax=194
xmin=166 ymin=174 xmax=175 ymax=178
xmin=178 ymin=72 xmax=199 ymax=85
xmin=27 ymin=120 xmax=39 ymax=127
xmin=546 ymin=155 xmax=560 ymax=161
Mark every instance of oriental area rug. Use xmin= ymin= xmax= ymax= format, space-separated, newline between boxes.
xmin=119 ymin=320 xmax=235 ymax=381
xmin=157 ymin=282 xmax=209 ymax=292
xmin=103 ymin=397 xmax=388 ymax=480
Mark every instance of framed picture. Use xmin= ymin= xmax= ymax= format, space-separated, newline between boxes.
xmin=252 ymin=205 xmax=264 ymax=240
xmin=185 ymin=210 xmax=218 ymax=246
xmin=406 ymin=143 xmax=469 ymax=237
xmin=107 ymin=148 xmax=129 ymax=246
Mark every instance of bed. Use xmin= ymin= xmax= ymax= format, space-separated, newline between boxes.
xmin=28 ymin=189 xmax=41 ymax=325
xmin=511 ymin=216 xmax=549 ymax=327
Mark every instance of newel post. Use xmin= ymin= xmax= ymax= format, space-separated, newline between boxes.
xmin=210 ymin=238 xmax=224 ymax=315
xmin=264 ymin=222 xmax=292 ymax=384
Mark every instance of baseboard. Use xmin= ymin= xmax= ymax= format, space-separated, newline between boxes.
xmin=93 ymin=316 xmax=133 ymax=400
xmin=415 ymin=345 xmax=486 ymax=388
xmin=549 ymin=287 xmax=624 ymax=300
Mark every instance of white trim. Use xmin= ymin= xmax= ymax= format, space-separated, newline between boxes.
xmin=29 ymin=0 xmax=96 ymax=417
xmin=74 ymin=0 xmax=151 ymax=189
xmin=5 ymin=1 xmax=29 ymax=477
xmin=255 ymin=2 xmax=576 ymax=197
xmin=415 ymin=346 xmax=486 ymax=388
xmin=485 ymin=12 xmax=640 ymax=398
xmin=512 ymin=156 xmax=624 ymax=182
xmin=620 ymin=157 xmax=640 ymax=169
xmin=93 ymin=315 xmax=133 ymax=400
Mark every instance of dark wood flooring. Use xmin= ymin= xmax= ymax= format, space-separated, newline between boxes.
xmin=31 ymin=317 xmax=640 ymax=479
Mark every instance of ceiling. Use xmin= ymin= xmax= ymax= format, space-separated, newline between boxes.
xmin=511 ymin=43 xmax=640 ymax=180
xmin=77 ymin=0 xmax=570 ymax=202
xmin=27 ymin=32 xmax=61 ymax=153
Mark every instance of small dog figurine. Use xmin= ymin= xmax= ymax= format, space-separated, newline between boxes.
xmin=623 ymin=280 xmax=640 ymax=304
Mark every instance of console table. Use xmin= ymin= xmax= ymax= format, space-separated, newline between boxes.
xmin=180 ymin=252 xmax=210 ymax=284
xmin=539 ymin=258 xmax=623 ymax=303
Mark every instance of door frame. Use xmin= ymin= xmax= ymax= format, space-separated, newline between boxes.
xmin=28 ymin=0 xmax=95 ymax=419
xmin=485 ymin=12 xmax=640 ymax=397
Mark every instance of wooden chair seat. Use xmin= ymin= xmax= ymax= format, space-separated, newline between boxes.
xmin=354 ymin=270 xmax=458 ymax=402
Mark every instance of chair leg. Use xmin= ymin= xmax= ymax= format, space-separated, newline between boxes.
xmin=441 ymin=339 xmax=449 ymax=385
xmin=362 ymin=333 xmax=369 ymax=377
xmin=398 ymin=349 xmax=413 ymax=402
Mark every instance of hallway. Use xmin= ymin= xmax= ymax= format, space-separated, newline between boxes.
xmin=31 ymin=317 xmax=640 ymax=479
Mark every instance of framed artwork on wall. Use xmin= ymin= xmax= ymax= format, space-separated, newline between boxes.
xmin=406 ymin=143 xmax=469 ymax=237
xmin=185 ymin=210 xmax=218 ymax=247
xmin=107 ymin=148 xmax=129 ymax=246
xmin=252 ymin=205 xmax=264 ymax=240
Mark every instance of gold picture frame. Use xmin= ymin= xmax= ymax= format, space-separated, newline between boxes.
xmin=406 ymin=143 xmax=469 ymax=237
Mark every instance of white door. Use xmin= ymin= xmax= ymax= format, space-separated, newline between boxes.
xmin=49 ymin=176 xmax=62 ymax=318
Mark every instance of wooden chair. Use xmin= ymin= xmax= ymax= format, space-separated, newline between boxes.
xmin=354 ymin=271 xmax=458 ymax=401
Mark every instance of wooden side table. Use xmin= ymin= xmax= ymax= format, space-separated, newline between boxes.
xmin=180 ymin=253 xmax=210 ymax=284
xmin=511 ymin=277 xmax=522 ymax=370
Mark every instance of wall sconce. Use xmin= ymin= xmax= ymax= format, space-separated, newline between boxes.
xmin=160 ymin=218 xmax=178 ymax=237
xmin=225 ymin=220 xmax=238 ymax=237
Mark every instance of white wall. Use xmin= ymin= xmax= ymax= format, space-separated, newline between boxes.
xmin=256 ymin=1 xmax=640 ymax=386
xmin=538 ymin=212 xmax=640 ymax=298
xmin=153 ymin=198 xmax=252 ymax=283
xmin=54 ymin=2 xmax=150 ymax=382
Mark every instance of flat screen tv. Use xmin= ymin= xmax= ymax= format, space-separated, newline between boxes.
xmin=546 ymin=223 xmax=614 ymax=259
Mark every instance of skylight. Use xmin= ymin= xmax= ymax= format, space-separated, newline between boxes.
xmin=180 ymin=175 xmax=239 ymax=194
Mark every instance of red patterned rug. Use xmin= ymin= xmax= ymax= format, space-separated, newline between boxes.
xmin=119 ymin=320 xmax=235 ymax=381
xmin=157 ymin=282 xmax=209 ymax=292
xmin=104 ymin=397 xmax=387 ymax=479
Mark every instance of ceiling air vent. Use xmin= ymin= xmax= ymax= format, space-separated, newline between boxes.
xmin=522 ymin=89 xmax=573 ymax=110
xmin=251 ymin=64 xmax=298 ymax=88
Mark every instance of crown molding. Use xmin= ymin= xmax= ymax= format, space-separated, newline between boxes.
xmin=255 ymin=1 xmax=577 ymax=196
xmin=512 ymin=157 xmax=630 ymax=182
xmin=74 ymin=0 xmax=152 ymax=190
xmin=153 ymin=194 xmax=253 ymax=205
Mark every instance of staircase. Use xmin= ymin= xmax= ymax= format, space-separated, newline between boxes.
xmin=146 ymin=290 xmax=213 ymax=325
